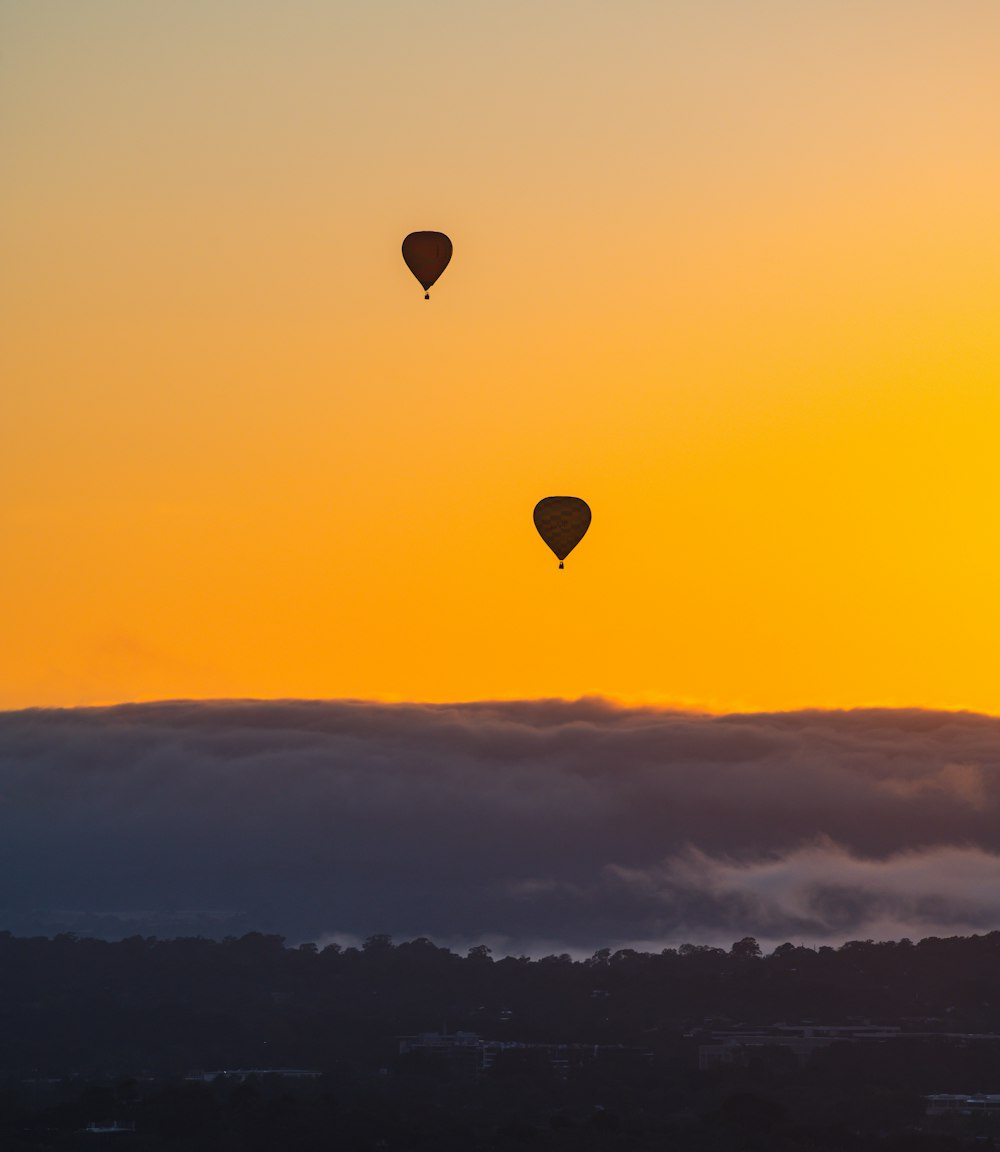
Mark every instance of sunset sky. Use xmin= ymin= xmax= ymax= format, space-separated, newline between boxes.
xmin=4 ymin=1 xmax=1000 ymax=713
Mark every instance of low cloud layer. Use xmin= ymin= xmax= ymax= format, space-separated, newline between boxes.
xmin=3 ymin=699 xmax=1000 ymax=953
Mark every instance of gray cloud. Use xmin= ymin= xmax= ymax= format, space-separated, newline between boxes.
xmin=3 ymin=699 xmax=1000 ymax=953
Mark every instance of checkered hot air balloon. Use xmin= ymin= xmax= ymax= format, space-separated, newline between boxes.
xmin=533 ymin=497 xmax=591 ymax=569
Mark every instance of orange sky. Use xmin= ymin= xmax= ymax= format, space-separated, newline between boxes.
xmin=3 ymin=1 xmax=1000 ymax=712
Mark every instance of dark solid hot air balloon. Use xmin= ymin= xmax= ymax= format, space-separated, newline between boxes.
xmin=533 ymin=497 xmax=591 ymax=569
xmin=402 ymin=231 xmax=453 ymax=299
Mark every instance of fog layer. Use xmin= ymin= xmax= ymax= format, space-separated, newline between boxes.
xmin=3 ymin=700 xmax=1000 ymax=952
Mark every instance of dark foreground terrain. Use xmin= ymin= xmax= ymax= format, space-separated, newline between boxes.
xmin=3 ymin=930 xmax=1000 ymax=1149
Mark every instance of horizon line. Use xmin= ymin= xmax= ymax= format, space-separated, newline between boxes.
xmin=3 ymin=694 xmax=998 ymax=721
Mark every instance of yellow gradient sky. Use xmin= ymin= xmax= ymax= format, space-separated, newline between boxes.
xmin=3 ymin=1 xmax=1000 ymax=711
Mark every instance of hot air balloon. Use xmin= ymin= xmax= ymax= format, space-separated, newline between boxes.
xmin=533 ymin=497 xmax=591 ymax=569
xmin=402 ymin=231 xmax=453 ymax=299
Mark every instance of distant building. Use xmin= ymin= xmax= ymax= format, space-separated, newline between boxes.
xmin=695 ymin=1023 xmax=902 ymax=1069
xmin=185 ymin=1068 xmax=322 ymax=1083
xmin=696 ymin=1023 xmax=1000 ymax=1071
xmin=397 ymin=1032 xmax=649 ymax=1078
xmin=397 ymin=1033 xmax=484 ymax=1073
xmin=927 ymin=1094 xmax=1000 ymax=1116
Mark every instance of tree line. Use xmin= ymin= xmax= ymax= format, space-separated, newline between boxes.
xmin=3 ymin=929 xmax=1000 ymax=1077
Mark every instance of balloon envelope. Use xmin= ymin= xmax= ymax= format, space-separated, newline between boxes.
xmin=402 ymin=231 xmax=453 ymax=293
xmin=533 ymin=497 xmax=591 ymax=565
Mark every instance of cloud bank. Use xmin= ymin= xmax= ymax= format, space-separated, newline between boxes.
xmin=3 ymin=699 xmax=1000 ymax=953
